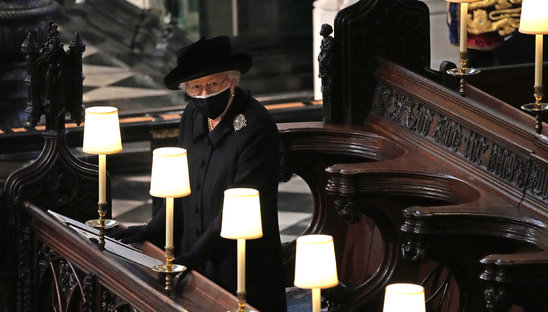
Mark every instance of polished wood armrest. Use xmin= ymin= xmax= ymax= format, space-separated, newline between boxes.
xmin=138 ymin=241 xmax=257 ymax=311
xmin=481 ymin=251 xmax=548 ymax=266
xmin=401 ymin=204 xmax=548 ymax=250
xmin=25 ymin=202 xmax=256 ymax=312
xmin=140 ymin=241 xmax=165 ymax=260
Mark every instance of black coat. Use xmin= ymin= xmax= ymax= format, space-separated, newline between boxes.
xmin=147 ymin=87 xmax=286 ymax=312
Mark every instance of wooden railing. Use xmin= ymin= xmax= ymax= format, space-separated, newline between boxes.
xmin=25 ymin=202 xmax=252 ymax=312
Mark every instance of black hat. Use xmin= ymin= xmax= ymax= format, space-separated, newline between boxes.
xmin=164 ymin=36 xmax=252 ymax=90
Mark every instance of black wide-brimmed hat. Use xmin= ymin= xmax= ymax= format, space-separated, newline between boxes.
xmin=164 ymin=36 xmax=252 ymax=90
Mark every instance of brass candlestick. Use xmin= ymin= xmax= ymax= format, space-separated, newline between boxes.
xmin=97 ymin=202 xmax=107 ymax=250
xmin=152 ymin=246 xmax=186 ymax=292
xmin=85 ymin=201 xmax=118 ymax=250
xmin=447 ymin=51 xmax=480 ymax=96
xmin=521 ymin=85 xmax=548 ymax=134
xmin=233 ymin=291 xmax=247 ymax=312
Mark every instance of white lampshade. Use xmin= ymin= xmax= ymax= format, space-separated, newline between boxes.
xmin=519 ymin=0 xmax=548 ymax=34
xmin=294 ymin=234 xmax=339 ymax=289
xmin=383 ymin=283 xmax=426 ymax=312
xmin=220 ymin=188 xmax=263 ymax=239
xmin=82 ymin=106 xmax=123 ymax=154
xmin=149 ymin=147 xmax=191 ymax=198
xmin=445 ymin=0 xmax=481 ymax=3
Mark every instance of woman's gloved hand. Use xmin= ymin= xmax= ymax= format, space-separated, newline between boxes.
xmin=109 ymin=225 xmax=149 ymax=244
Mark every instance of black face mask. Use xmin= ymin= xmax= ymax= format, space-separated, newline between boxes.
xmin=191 ymin=87 xmax=231 ymax=119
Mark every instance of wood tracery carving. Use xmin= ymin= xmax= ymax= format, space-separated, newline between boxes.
xmin=373 ymin=81 xmax=548 ymax=203
xmin=34 ymin=243 xmax=141 ymax=312
xmin=1 ymin=20 xmax=109 ymax=311
xmin=464 ymin=131 xmax=489 ymax=166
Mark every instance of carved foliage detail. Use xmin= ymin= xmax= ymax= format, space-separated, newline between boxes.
xmin=102 ymin=289 xmax=115 ymax=312
xmin=83 ymin=274 xmax=95 ymax=312
xmin=527 ymin=162 xmax=548 ymax=200
xmin=487 ymin=143 xmax=530 ymax=188
xmin=408 ymin=103 xmax=433 ymax=136
xmin=375 ymin=84 xmax=433 ymax=136
xmin=16 ymin=162 xmax=97 ymax=221
xmin=334 ymin=198 xmax=361 ymax=224
xmin=35 ymin=242 xmax=140 ymax=312
xmin=22 ymin=21 xmax=85 ymax=130
xmin=374 ymin=83 xmax=548 ymax=202
xmin=433 ymin=117 xmax=462 ymax=152
xmin=401 ymin=238 xmax=426 ymax=263
xmin=464 ymin=131 xmax=488 ymax=166
xmin=37 ymin=244 xmax=82 ymax=309
xmin=17 ymin=224 xmax=32 ymax=312
xmin=484 ymin=286 xmax=510 ymax=312
xmin=59 ymin=260 xmax=78 ymax=298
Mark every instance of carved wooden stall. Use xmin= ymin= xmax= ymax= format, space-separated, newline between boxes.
xmin=0 ymin=22 xmax=105 ymax=312
xmin=25 ymin=202 xmax=252 ymax=312
xmin=289 ymin=0 xmax=548 ymax=311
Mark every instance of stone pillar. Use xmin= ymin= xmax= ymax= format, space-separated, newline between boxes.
xmin=0 ymin=0 xmax=59 ymax=132
xmin=312 ymin=0 xmax=358 ymax=100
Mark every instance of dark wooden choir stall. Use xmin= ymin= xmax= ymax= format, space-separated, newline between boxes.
xmin=277 ymin=0 xmax=547 ymax=312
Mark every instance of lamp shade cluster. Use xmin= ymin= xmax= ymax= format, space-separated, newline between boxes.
xmin=82 ymin=106 xmax=123 ymax=155
xmin=220 ymin=188 xmax=263 ymax=240
xmin=149 ymin=147 xmax=191 ymax=198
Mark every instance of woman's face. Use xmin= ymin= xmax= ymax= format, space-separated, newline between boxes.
xmin=182 ymin=72 xmax=234 ymax=97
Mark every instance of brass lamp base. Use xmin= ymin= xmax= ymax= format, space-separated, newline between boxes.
xmin=86 ymin=203 xmax=114 ymax=251
xmin=152 ymin=264 xmax=186 ymax=293
xmin=85 ymin=218 xmax=119 ymax=229
xmin=521 ymin=102 xmax=548 ymax=112
xmin=151 ymin=264 xmax=186 ymax=273
xmin=446 ymin=51 xmax=480 ymax=96
xmin=152 ymin=245 xmax=186 ymax=293
xmin=226 ymin=292 xmax=256 ymax=312
xmin=446 ymin=67 xmax=481 ymax=96
xmin=227 ymin=308 xmax=256 ymax=312
xmin=521 ymin=102 xmax=547 ymax=134
xmin=446 ymin=67 xmax=480 ymax=76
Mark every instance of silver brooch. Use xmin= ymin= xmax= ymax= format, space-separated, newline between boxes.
xmin=233 ymin=114 xmax=247 ymax=131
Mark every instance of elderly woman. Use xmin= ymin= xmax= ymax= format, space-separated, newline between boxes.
xmin=116 ymin=36 xmax=286 ymax=311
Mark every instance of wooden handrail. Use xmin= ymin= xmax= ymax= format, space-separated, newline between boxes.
xmin=26 ymin=202 xmax=253 ymax=312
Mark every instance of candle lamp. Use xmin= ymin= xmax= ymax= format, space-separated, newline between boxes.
xmin=294 ymin=234 xmax=339 ymax=312
xmin=149 ymin=147 xmax=191 ymax=292
xmin=383 ymin=283 xmax=426 ymax=312
xmin=220 ymin=188 xmax=264 ymax=312
xmin=519 ymin=0 xmax=548 ymax=134
xmin=82 ymin=106 xmax=123 ymax=250
xmin=446 ymin=0 xmax=482 ymax=96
